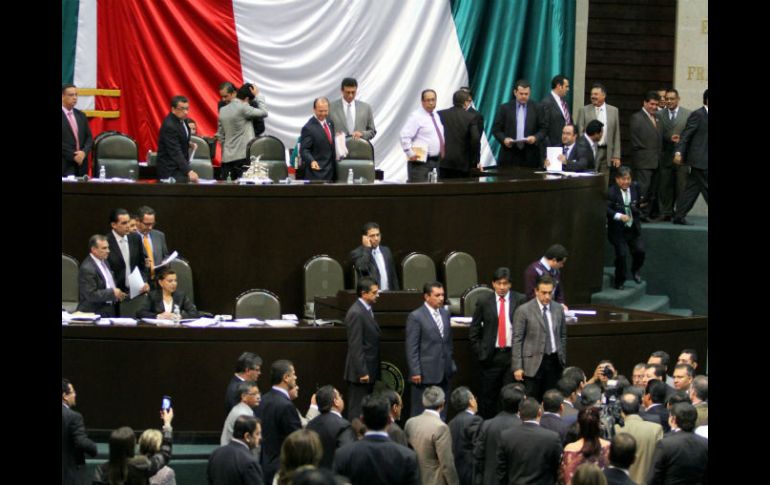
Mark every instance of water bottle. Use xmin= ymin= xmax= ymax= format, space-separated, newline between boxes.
xmin=99 ymin=165 xmax=106 ymax=179
xmin=347 ymin=168 xmax=354 ymax=184
xmin=431 ymin=168 xmax=438 ymax=183
xmin=172 ymin=304 xmax=181 ymax=323
xmin=146 ymin=149 xmax=152 ymax=164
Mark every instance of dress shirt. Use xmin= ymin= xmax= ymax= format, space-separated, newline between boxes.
xmin=231 ymin=438 xmax=250 ymax=450
xmin=424 ymin=303 xmax=444 ymax=337
xmin=594 ymin=103 xmax=608 ymax=145
xmin=563 ymin=142 xmax=575 ymax=159
xmin=667 ymin=107 xmax=679 ymax=121
xmin=364 ymin=431 xmax=390 ymax=438
xmin=344 ymin=100 xmax=356 ymax=133
xmin=271 ymin=386 xmax=291 ymax=400
xmin=643 ymin=109 xmax=658 ymax=127
xmin=540 ymin=301 xmax=557 ymax=353
xmin=331 ymin=410 xmax=343 ymax=419
xmin=358 ymin=298 xmax=373 ymax=315
xmin=401 ymin=108 xmax=444 ymax=157
xmin=524 ymin=420 xmax=540 ymax=426
xmin=606 ymin=466 xmax=631 ymax=477
xmin=583 ymin=133 xmax=597 ymax=160
xmin=551 ymin=91 xmax=569 ymax=120
xmin=111 ymin=230 xmax=132 ymax=287
xmin=614 ymin=188 xmax=631 ymax=221
xmin=371 ymin=246 xmax=389 ymax=290
xmin=496 ymin=291 xmax=512 ymax=348
xmin=465 ymin=409 xmax=476 ymax=416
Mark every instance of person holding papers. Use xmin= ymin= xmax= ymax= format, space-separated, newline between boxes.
xmin=107 ymin=208 xmax=149 ymax=306
xmin=606 ymin=166 xmax=645 ymax=290
xmin=491 ymin=79 xmax=547 ymax=170
xmin=400 ymin=89 xmax=444 ymax=182
xmin=328 ymin=77 xmax=377 ymax=141
xmin=544 ymin=124 xmax=579 ymax=170
xmin=565 ymin=119 xmax=603 ymax=172
xmin=77 ymin=235 xmax=127 ymax=317
xmin=136 ymin=268 xmax=199 ymax=320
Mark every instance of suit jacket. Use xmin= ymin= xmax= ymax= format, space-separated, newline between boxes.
xmin=614 ymin=414 xmax=663 ymax=485
xmin=496 ymin=422 xmax=562 ymax=485
xmin=307 ymin=412 xmax=356 ymax=469
xmin=467 ymin=107 xmax=484 ymax=166
xmin=657 ymin=106 xmax=691 ymax=168
xmin=343 ymin=299 xmax=382 ymax=383
xmin=107 ymin=231 xmax=147 ymax=292
xmin=219 ymin=98 xmax=266 ymax=137
xmin=629 ymin=110 xmax=662 ymax=170
xmin=300 ymin=117 xmax=336 ymax=181
xmin=207 ymin=440 xmax=264 ymax=485
xmin=492 ymin=100 xmax=547 ymax=167
xmin=333 ymin=434 xmax=420 ymax=485
xmin=606 ymin=182 xmax=643 ymax=242
xmin=76 ymin=255 xmax=118 ymax=316
xmin=140 ymin=229 xmax=170 ymax=267
xmin=62 ymin=404 xmax=97 ymax=485
xmin=438 ymin=106 xmax=481 ymax=173
xmin=328 ymin=99 xmax=377 ymax=140
xmin=694 ymin=401 xmax=708 ymax=427
xmin=539 ymin=412 xmax=569 ymax=445
xmin=216 ymin=97 xmax=267 ymax=163
xmin=563 ymin=134 xmax=597 ymax=172
xmin=405 ymin=304 xmax=455 ymax=384
xmin=646 ymin=430 xmax=708 ymax=485
xmin=62 ymin=108 xmax=93 ymax=177
xmin=512 ymin=297 xmax=567 ymax=377
xmin=575 ymin=103 xmax=622 ymax=160
xmin=405 ymin=411 xmax=460 ymax=485
xmin=540 ymin=93 xmax=571 ymax=156
xmin=603 ymin=467 xmax=637 ymax=485
xmin=675 ymin=106 xmax=708 ymax=170
xmin=255 ymin=388 xmax=302 ymax=484
xmin=221 ymin=402 xmax=255 ymax=446
xmin=350 ymin=245 xmax=400 ymax=291
xmin=448 ymin=411 xmax=482 ymax=485
xmin=388 ymin=421 xmax=409 ymax=447
xmin=644 ymin=404 xmax=671 ymax=433
xmin=135 ymin=289 xmax=198 ymax=319
xmin=469 ymin=291 xmax=522 ymax=362
xmin=523 ymin=260 xmax=564 ymax=304
xmin=157 ymin=112 xmax=192 ymax=181
xmin=472 ymin=411 xmax=521 ymax=485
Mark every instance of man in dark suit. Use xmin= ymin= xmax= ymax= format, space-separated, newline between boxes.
xmin=469 ymin=267 xmax=522 ymax=418
xmin=629 ymin=91 xmax=663 ymax=220
xmin=405 ymin=281 xmax=456 ymax=417
xmin=207 ymin=415 xmax=264 ymax=485
xmin=604 ymin=432 xmax=638 ymax=485
xmin=62 ymin=84 xmax=93 ymax=177
xmin=307 ymin=385 xmax=356 ymax=469
xmin=76 ymin=235 xmax=126 ymax=316
xmin=62 ymin=378 xmax=97 ymax=485
xmin=218 ymin=80 xmax=267 ymax=138
xmin=460 ymin=86 xmax=484 ymax=169
xmin=556 ymin=376 xmax=579 ymax=425
xmin=539 ymin=389 xmax=569 ymax=444
xmin=472 ymin=384 xmax=524 ymax=485
xmin=657 ymin=89 xmax=692 ymax=221
xmin=343 ymin=278 xmax=381 ymax=421
xmin=135 ymin=206 xmax=170 ymax=283
xmin=301 ymin=97 xmax=336 ymax=181
xmin=106 ymin=208 xmax=149 ymax=298
xmin=512 ymin=273 xmax=567 ymax=402
xmin=333 ymin=394 xmax=420 ymax=485
xmin=544 ymin=123 xmax=578 ymax=170
xmin=643 ymin=379 xmax=671 ymax=434
xmin=673 ymin=89 xmax=708 ymax=225
xmin=523 ymin=244 xmax=568 ymax=307
xmin=492 ymin=79 xmax=547 ymax=170
xmin=565 ymin=119 xmax=603 ymax=172
xmin=448 ymin=387 xmax=482 ymax=485
xmin=255 ymin=359 xmax=302 ymax=484
xmin=540 ymin=74 xmax=573 ymax=160
xmin=437 ymin=89 xmax=481 ymax=178
xmin=647 ymin=403 xmax=708 ymax=484
xmin=157 ymin=95 xmax=200 ymax=183
xmin=224 ymin=352 xmax=262 ymax=416
xmin=607 ymin=166 xmax=646 ymax=289
xmin=349 ymin=222 xmax=400 ymax=291
xmin=382 ymin=388 xmax=409 ymax=447
xmin=496 ymin=397 xmax=562 ymax=485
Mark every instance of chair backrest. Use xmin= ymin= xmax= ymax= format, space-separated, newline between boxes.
xmin=235 ymin=289 xmax=281 ymax=319
xmin=304 ymin=255 xmax=344 ymax=305
xmin=98 ymin=159 xmax=140 ymax=179
xmin=169 ymin=257 xmax=195 ymax=304
xmin=345 ymin=137 xmax=374 ymax=161
xmin=335 ymin=159 xmax=375 ymax=183
xmin=443 ymin=251 xmax=478 ymax=298
xmin=401 ymin=252 xmax=437 ymax=291
xmin=190 ymin=159 xmax=214 ymax=179
xmin=247 ymin=135 xmax=286 ymax=162
xmin=260 ymin=160 xmax=289 ymax=182
xmin=62 ymin=253 xmax=79 ymax=311
xmin=190 ymin=135 xmax=212 ymax=160
xmin=95 ymin=133 xmax=139 ymax=179
xmin=461 ymin=284 xmax=494 ymax=317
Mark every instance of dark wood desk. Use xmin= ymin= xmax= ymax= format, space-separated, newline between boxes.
xmin=62 ymin=304 xmax=706 ymax=435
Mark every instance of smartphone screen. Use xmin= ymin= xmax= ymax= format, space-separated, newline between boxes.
xmin=161 ymin=395 xmax=172 ymax=411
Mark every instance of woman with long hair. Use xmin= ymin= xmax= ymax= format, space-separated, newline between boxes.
xmin=560 ymin=407 xmax=610 ymax=485
xmin=274 ymin=429 xmax=323 ymax=485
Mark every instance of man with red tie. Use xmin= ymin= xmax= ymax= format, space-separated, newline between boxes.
xmin=301 ymin=97 xmax=337 ymax=181
xmin=62 ymin=84 xmax=93 ymax=177
xmin=468 ymin=267 xmax=524 ymax=419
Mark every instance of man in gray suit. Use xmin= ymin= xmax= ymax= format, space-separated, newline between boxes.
xmin=575 ymin=83 xmax=621 ymax=185
xmin=216 ymin=83 xmax=268 ymax=180
xmin=614 ymin=392 xmax=663 ymax=484
xmin=629 ymin=91 xmax=664 ymax=221
xmin=406 ymin=282 xmax=456 ymax=418
xmin=657 ymin=89 xmax=692 ymax=221
xmin=328 ymin=77 xmax=376 ymax=141
xmin=77 ymin=235 xmax=127 ymax=316
xmin=136 ymin=206 xmax=169 ymax=283
xmin=404 ymin=386 xmax=460 ymax=485
xmin=512 ymin=273 xmax=567 ymax=402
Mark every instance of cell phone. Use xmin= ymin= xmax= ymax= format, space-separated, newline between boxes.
xmin=161 ymin=395 xmax=172 ymax=411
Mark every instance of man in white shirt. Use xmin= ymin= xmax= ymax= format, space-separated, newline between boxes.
xmin=400 ymin=89 xmax=444 ymax=182
xmin=349 ymin=222 xmax=399 ymax=291
xmin=575 ymin=83 xmax=622 ymax=184
xmin=328 ymin=77 xmax=377 ymax=141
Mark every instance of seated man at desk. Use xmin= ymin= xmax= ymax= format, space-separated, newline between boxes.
xmin=350 ymin=222 xmax=400 ymax=291
xmin=77 ymin=235 xmax=127 ymax=316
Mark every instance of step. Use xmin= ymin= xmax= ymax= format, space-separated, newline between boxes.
xmin=624 ymin=294 xmax=671 ymax=313
xmin=665 ymin=307 xmax=693 ymax=317
xmin=591 ymin=280 xmax=648 ymax=307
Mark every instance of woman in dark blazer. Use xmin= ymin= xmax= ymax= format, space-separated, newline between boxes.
xmin=137 ymin=268 xmax=198 ymax=319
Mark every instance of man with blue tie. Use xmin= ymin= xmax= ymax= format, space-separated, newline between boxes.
xmin=607 ymin=166 xmax=646 ymax=289
xmin=523 ymin=244 xmax=568 ymax=308
xmin=492 ymin=79 xmax=547 ymax=170
xmin=405 ymin=282 xmax=456 ymax=418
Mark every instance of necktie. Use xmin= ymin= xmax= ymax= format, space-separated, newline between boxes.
xmin=119 ymin=238 xmax=131 ymax=286
xmin=323 ymin=121 xmax=332 ymax=144
xmin=622 ymin=189 xmax=633 ymax=228
xmin=560 ymin=97 xmax=572 ymax=124
xmin=143 ymin=234 xmax=155 ymax=278
xmin=67 ymin=111 xmax=80 ymax=151
xmin=346 ymin=103 xmax=355 ymax=133
xmin=100 ymin=260 xmax=115 ymax=289
xmin=516 ymin=103 xmax=526 ymax=148
xmin=670 ymin=110 xmax=674 ymax=121
xmin=562 ymin=145 xmax=569 ymax=155
xmin=543 ymin=304 xmax=554 ymax=354
xmin=433 ymin=310 xmax=444 ymax=339
xmin=429 ymin=113 xmax=445 ymax=158
xmin=372 ymin=248 xmax=389 ymax=290
xmin=497 ymin=296 xmax=506 ymax=347
xmin=182 ymin=119 xmax=189 ymax=138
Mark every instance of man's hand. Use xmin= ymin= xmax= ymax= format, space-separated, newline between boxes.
xmin=114 ymin=289 xmax=127 ymax=301
xmin=352 ymin=131 xmax=364 ymax=139
xmin=503 ymin=137 xmax=514 ymax=148
xmin=73 ymin=151 xmax=86 ymax=165
xmin=611 ymin=158 xmax=621 ymax=168
xmin=525 ymin=136 xmax=536 ymax=145
xmin=544 ymin=159 xmax=551 ymax=168
xmin=562 ymin=303 xmax=569 ymax=313
xmin=619 ymin=214 xmax=631 ymax=223
xmin=513 ymin=369 xmax=524 ymax=381
xmin=157 ymin=311 xmax=175 ymax=320
xmin=673 ymin=153 xmax=683 ymax=166
xmin=361 ymin=235 xmax=371 ymax=248
xmin=249 ymin=84 xmax=259 ymax=97
xmin=145 ymin=258 xmax=152 ymax=269
xmin=161 ymin=408 xmax=174 ymax=426
xmin=671 ymin=134 xmax=680 ymax=143
xmin=408 ymin=155 xmax=420 ymax=161
xmin=311 ymin=161 xmax=320 ymax=170
xmin=410 ymin=375 xmax=422 ymax=385
xmin=359 ymin=375 xmax=370 ymax=383
xmin=141 ymin=283 xmax=150 ymax=294
xmin=188 ymin=170 xmax=199 ymax=183
xmin=310 ymin=393 xmax=317 ymax=406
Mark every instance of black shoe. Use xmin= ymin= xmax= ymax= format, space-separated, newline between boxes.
xmin=613 ymin=283 xmax=626 ymax=290
xmin=672 ymin=217 xmax=693 ymax=226
xmin=633 ymin=272 xmax=642 ymax=283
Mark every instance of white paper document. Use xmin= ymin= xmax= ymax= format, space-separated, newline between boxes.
xmin=265 ymin=319 xmax=299 ymax=327
xmin=546 ymin=147 xmax=563 ymax=172
xmin=128 ymin=267 xmax=146 ymax=299
xmin=181 ymin=318 xmax=218 ymax=327
xmin=141 ymin=318 xmax=177 ymax=326
xmin=107 ymin=318 xmax=139 ymax=325
xmin=335 ymin=132 xmax=348 ymax=160
xmin=450 ymin=317 xmax=473 ymax=326
xmin=154 ymin=251 xmax=178 ymax=270
xmin=566 ymin=310 xmax=597 ymax=318
xmin=197 ymin=178 xmax=218 ymax=184
xmin=220 ymin=319 xmax=264 ymax=327
xmin=188 ymin=143 xmax=198 ymax=162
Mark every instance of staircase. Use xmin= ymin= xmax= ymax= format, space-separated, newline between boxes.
xmin=591 ymin=267 xmax=693 ymax=317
